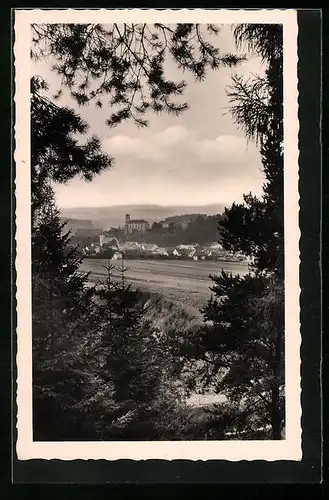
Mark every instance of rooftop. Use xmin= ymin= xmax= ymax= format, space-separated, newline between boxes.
xmin=128 ymin=219 xmax=149 ymax=224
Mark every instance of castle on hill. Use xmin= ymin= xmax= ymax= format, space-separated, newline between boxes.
xmin=124 ymin=213 xmax=149 ymax=235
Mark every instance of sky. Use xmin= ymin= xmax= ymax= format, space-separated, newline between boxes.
xmin=32 ymin=24 xmax=266 ymax=209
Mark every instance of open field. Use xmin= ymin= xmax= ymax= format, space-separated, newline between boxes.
xmin=80 ymin=258 xmax=249 ymax=411
xmin=81 ymin=258 xmax=249 ymax=313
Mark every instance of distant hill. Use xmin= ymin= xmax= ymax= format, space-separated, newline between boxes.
xmin=60 ymin=204 xmax=226 ymax=230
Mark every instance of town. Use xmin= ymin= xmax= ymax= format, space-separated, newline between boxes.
xmin=71 ymin=213 xmax=252 ymax=263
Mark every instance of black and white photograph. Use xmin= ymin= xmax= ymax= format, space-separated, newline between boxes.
xmin=14 ymin=9 xmax=301 ymax=461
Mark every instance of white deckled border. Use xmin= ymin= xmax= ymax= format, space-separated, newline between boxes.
xmin=14 ymin=8 xmax=301 ymax=462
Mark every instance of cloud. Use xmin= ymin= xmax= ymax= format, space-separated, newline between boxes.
xmin=54 ymin=126 xmax=264 ymax=208
xmin=102 ymin=127 xmax=259 ymax=174
xmin=156 ymin=125 xmax=190 ymax=146
xmin=103 ymin=134 xmax=166 ymax=162
xmin=189 ymin=134 xmax=252 ymax=164
xmin=103 ymin=125 xmax=191 ymax=162
xmin=46 ymin=24 xmax=266 ymax=208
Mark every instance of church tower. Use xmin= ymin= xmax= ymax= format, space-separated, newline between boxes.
xmin=124 ymin=213 xmax=130 ymax=235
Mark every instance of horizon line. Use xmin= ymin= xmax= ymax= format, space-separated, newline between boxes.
xmin=60 ymin=202 xmax=227 ymax=209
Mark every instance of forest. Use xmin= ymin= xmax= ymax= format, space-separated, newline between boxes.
xmin=31 ymin=23 xmax=284 ymax=441
xmin=67 ymin=213 xmax=223 ymax=249
xmin=128 ymin=214 xmax=224 ymax=246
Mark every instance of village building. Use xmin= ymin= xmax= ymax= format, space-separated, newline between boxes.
xmin=91 ymin=243 xmax=101 ymax=254
xmin=99 ymin=233 xmax=119 ymax=248
xmin=120 ymin=241 xmax=141 ymax=251
xmin=172 ymin=248 xmax=181 ymax=257
xmin=210 ymin=242 xmax=224 ymax=250
xmin=153 ymin=247 xmax=169 ymax=256
xmin=177 ymin=244 xmax=196 ymax=251
xmin=124 ymin=214 xmax=149 ymax=234
xmin=172 ymin=246 xmax=197 ymax=258
xmin=194 ymin=249 xmax=207 ymax=261
xmin=180 ymin=220 xmax=192 ymax=230
xmin=140 ymin=243 xmax=158 ymax=252
xmin=186 ymin=248 xmax=197 ymax=258
xmin=84 ymin=244 xmax=100 ymax=255
xmin=112 ymin=251 xmax=124 ymax=260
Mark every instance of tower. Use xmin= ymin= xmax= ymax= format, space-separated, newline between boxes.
xmin=124 ymin=213 xmax=130 ymax=235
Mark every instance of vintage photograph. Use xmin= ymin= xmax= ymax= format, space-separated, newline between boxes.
xmin=15 ymin=9 xmax=300 ymax=461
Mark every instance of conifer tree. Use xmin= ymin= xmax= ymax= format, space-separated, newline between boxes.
xmin=94 ymin=258 xmax=188 ymax=440
xmin=30 ymin=71 xmax=114 ymax=440
xmin=186 ymin=24 xmax=285 ymax=440
xmin=31 ymin=75 xmax=113 ymax=220
xmin=31 ymin=187 xmax=103 ymax=440
xmin=31 ymin=23 xmax=242 ymax=128
xmin=28 ymin=23 xmax=245 ymax=441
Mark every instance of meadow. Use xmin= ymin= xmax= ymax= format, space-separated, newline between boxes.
xmin=81 ymin=258 xmax=249 ymax=314
xmin=80 ymin=258 xmax=250 ymax=412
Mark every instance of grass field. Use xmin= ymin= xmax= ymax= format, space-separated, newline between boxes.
xmin=81 ymin=258 xmax=248 ymax=411
xmin=81 ymin=258 xmax=249 ymax=313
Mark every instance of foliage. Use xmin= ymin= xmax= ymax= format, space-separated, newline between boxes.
xmin=125 ymin=214 xmax=223 ymax=246
xmin=222 ymin=24 xmax=283 ymax=276
xmin=31 ymin=75 xmax=113 ymax=219
xmin=31 ymin=23 xmax=243 ymax=127
xmin=233 ymin=24 xmax=282 ymax=63
xmin=225 ymin=73 xmax=270 ymax=146
xmin=29 ymin=22 xmax=242 ymax=441
xmin=32 ymin=206 xmax=190 ymax=440
xmin=32 ymin=190 xmax=102 ymax=439
xmin=32 ymin=190 xmax=94 ymax=359
xmin=32 ymin=190 xmax=190 ymax=441
xmin=200 ymin=275 xmax=284 ymax=438
xmin=30 ymin=22 xmax=288 ymax=442
xmin=92 ymin=260 xmax=189 ymax=439
xmin=182 ymin=24 xmax=285 ymax=440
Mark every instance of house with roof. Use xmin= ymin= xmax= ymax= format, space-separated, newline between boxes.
xmin=100 ymin=233 xmax=119 ymax=248
xmin=124 ymin=214 xmax=149 ymax=234
xmin=193 ymin=248 xmax=207 ymax=261
xmin=171 ymin=247 xmax=196 ymax=259
xmin=172 ymin=248 xmax=181 ymax=257
xmin=119 ymin=241 xmax=141 ymax=251
xmin=91 ymin=243 xmax=101 ymax=254
xmin=140 ymin=243 xmax=158 ymax=252
xmin=153 ymin=246 xmax=169 ymax=256
xmin=176 ymin=245 xmax=197 ymax=258
xmin=210 ymin=242 xmax=224 ymax=250
xmin=177 ymin=244 xmax=194 ymax=250
xmin=112 ymin=251 xmax=124 ymax=260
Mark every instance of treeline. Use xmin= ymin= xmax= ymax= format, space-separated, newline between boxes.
xmin=30 ymin=77 xmax=210 ymax=441
xmin=130 ymin=214 xmax=223 ymax=246
xmin=33 ymin=202 xmax=195 ymax=440
xmin=68 ymin=214 xmax=224 ymax=249
xmin=68 ymin=227 xmax=102 ymax=248
xmin=164 ymin=213 xmax=207 ymax=223
xmin=182 ymin=24 xmax=285 ymax=439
